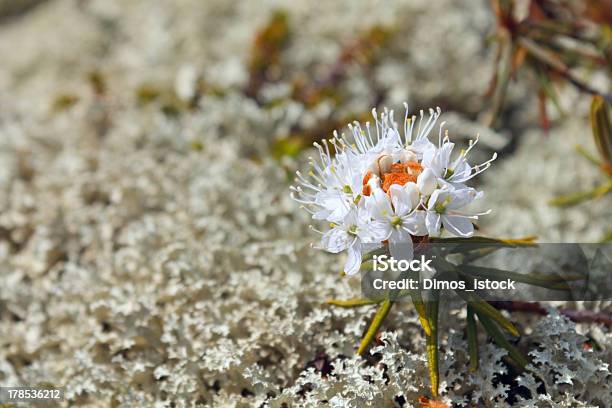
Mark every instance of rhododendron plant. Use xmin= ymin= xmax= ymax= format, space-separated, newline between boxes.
xmin=291 ymin=105 xmax=544 ymax=397
xmin=291 ymin=105 xmax=497 ymax=275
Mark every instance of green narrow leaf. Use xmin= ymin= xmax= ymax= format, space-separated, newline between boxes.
xmin=459 ymin=294 xmax=519 ymax=337
xmin=535 ymin=65 xmax=564 ymax=116
xmin=394 ymin=270 xmax=432 ymax=336
xmin=459 ymin=265 xmax=581 ymax=291
xmin=412 ymin=296 xmax=432 ymax=336
xmin=359 ymin=260 xmax=374 ymax=272
xmin=326 ymin=298 xmax=382 ymax=307
xmin=484 ymin=37 xmax=512 ymax=126
xmin=575 ymin=144 xmax=603 ymax=167
xmin=590 ymin=95 xmax=612 ymax=167
xmin=430 ymin=235 xmax=537 ymax=246
xmin=519 ymin=37 xmax=568 ymax=73
xmin=476 ymin=311 xmax=529 ymax=369
xmin=398 ymin=280 xmax=432 ymax=336
xmin=549 ymin=181 xmax=612 ymax=207
xmin=357 ymin=298 xmax=392 ymax=355
xmin=461 ymin=247 xmax=500 ymax=264
xmin=425 ymin=291 xmax=440 ymax=397
xmin=467 ymin=306 xmax=479 ymax=372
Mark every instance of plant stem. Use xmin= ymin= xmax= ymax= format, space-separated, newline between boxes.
xmin=488 ymin=301 xmax=612 ymax=326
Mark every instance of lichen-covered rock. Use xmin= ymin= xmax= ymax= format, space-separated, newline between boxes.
xmin=270 ymin=312 xmax=611 ymax=407
xmin=0 ymin=0 xmax=609 ymax=407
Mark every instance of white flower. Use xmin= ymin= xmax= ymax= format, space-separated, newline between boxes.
xmin=416 ymin=168 xmax=437 ymax=196
xmin=366 ymin=185 xmax=426 ymax=260
xmin=422 ymin=136 xmax=497 ymax=189
xmin=318 ymin=207 xmax=382 ymax=275
xmin=291 ymin=104 xmax=496 ymax=274
xmin=425 ymin=186 xmax=487 ymax=237
xmin=292 ymin=146 xmax=362 ymax=223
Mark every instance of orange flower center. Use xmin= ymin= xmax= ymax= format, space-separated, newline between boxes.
xmin=382 ymin=162 xmax=422 ymax=192
xmin=362 ymin=171 xmax=374 ymax=196
xmin=362 ymin=161 xmax=423 ymax=195
xmin=382 ymin=172 xmax=416 ymax=192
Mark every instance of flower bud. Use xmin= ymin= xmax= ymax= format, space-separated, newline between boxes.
xmin=399 ymin=150 xmax=417 ymax=163
xmin=367 ymin=162 xmax=380 ymax=176
xmin=376 ymin=154 xmax=394 ymax=174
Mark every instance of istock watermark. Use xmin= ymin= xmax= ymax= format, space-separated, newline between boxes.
xmin=361 ymin=243 xmax=612 ymax=302
xmin=371 ymin=254 xmax=516 ymax=291
xmin=372 ymin=254 xmax=434 ymax=272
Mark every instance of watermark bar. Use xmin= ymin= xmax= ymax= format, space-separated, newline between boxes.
xmin=360 ymin=243 xmax=612 ymax=302
xmin=0 ymin=387 xmax=64 ymax=405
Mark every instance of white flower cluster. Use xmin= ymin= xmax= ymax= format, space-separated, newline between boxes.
xmin=292 ymin=105 xmax=497 ymax=275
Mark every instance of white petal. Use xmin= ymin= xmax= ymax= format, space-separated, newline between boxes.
xmin=411 ymin=139 xmax=436 ymax=159
xmin=438 ymin=142 xmax=455 ymax=169
xmin=313 ymin=209 xmax=331 ymax=220
xmin=344 ymin=241 xmax=363 ymax=275
xmin=390 ymin=227 xmax=411 ymax=245
xmin=403 ymin=211 xmax=428 ymax=236
xmin=321 ymin=228 xmax=352 ymax=253
xmin=367 ymin=174 xmax=381 ymax=190
xmin=427 ymin=189 xmax=443 ymax=211
xmin=343 ymin=210 xmax=358 ymax=225
xmin=417 ymin=168 xmax=437 ymax=197
xmin=368 ymin=188 xmax=393 ymax=219
xmin=404 ymin=182 xmax=420 ymax=210
xmin=315 ymin=190 xmax=351 ymax=222
xmin=389 ymin=184 xmax=411 ymax=216
xmin=327 ymin=205 xmax=351 ymax=223
xmin=368 ymin=220 xmax=392 ymax=242
xmin=442 ymin=215 xmax=474 ymax=237
xmin=421 ymin=145 xmax=437 ymax=171
xmin=399 ymin=150 xmax=417 ymax=163
xmin=422 ymin=143 xmax=453 ymax=177
xmin=426 ymin=211 xmax=442 ymax=236
xmin=446 ymin=187 xmax=480 ymax=210
xmin=449 ymin=159 xmax=472 ymax=182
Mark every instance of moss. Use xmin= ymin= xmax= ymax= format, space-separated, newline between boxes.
xmin=271 ymin=136 xmax=304 ymax=160
xmin=51 ymin=93 xmax=79 ymax=112
xmin=136 ymin=85 xmax=162 ymax=106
